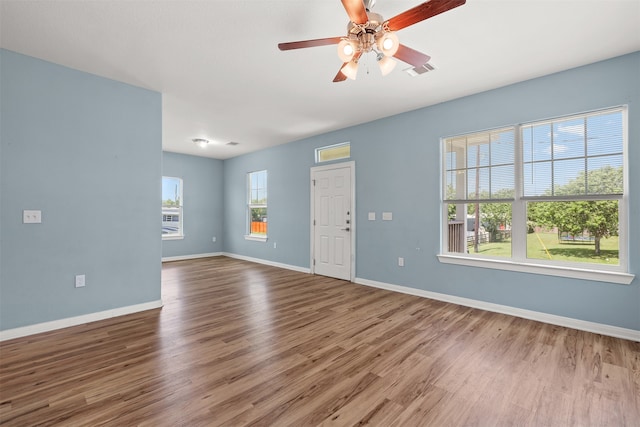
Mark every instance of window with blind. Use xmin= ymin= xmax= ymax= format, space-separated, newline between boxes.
xmin=441 ymin=107 xmax=628 ymax=277
xmin=444 ymin=128 xmax=515 ymax=257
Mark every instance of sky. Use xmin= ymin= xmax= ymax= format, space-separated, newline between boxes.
xmin=162 ymin=177 xmax=181 ymax=202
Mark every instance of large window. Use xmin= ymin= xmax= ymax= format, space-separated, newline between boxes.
xmin=162 ymin=176 xmax=183 ymax=239
xmin=441 ymin=107 xmax=631 ymax=283
xmin=246 ymin=170 xmax=267 ymax=241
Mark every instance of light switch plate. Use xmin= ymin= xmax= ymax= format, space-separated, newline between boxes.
xmin=75 ymin=275 xmax=86 ymax=288
xmin=382 ymin=212 xmax=393 ymax=221
xmin=23 ymin=210 xmax=42 ymax=224
xmin=368 ymin=212 xmax=376 ymax=221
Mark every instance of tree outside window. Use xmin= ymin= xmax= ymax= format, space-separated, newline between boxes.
xmin=443 ymin=107 xmax=626 ymax=270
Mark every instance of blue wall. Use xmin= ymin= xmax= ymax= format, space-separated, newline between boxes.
xmin=0 ymin=50 xmax=162 ymax=330
xmin=224 ymin=52 xmax=640 ymax=331
xmin=1 ymin=48 xmax=637 ymax=334
xmin=162 ymin=152 xmax=224 ymax=258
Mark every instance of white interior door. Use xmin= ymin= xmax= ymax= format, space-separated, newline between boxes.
xmin=311 ymin=163 xmax=354 ymax=281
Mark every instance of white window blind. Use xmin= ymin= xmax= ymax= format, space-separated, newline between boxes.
xmin=444 ymin=127 xmax=515 ymax=202
xmin=522 ymin=108 xmax=623 ymax=198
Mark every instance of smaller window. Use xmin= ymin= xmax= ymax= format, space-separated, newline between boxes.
xmin=246 ymin=170 xmax=267 ymax=240
xmin=315 ymin=142 xmax=350 ymax=163
xmin=162 ymin=176 xmax=183 ymax=239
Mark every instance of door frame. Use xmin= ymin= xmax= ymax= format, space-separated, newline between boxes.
xmin=310 ymin=161 xmax=356 ymax=281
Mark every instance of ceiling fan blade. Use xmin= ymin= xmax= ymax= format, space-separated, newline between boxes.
xmin=393 ymin=44 xmax=431 ymax=68
xmin=333 ymin=64 xmax=348 ymax=82
xmin=341 ymin=0 xmax=368 ymax=24
xmin=386 ymin=0 xmax=466 ymax=31
xmin=278 ymin=37 xmax=343 ymax=51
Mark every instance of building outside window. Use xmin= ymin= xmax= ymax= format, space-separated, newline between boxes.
xmin=247 ymin=170 xmax=267 ymax=240
xmin=162 ymin=176 xmax=183 ymax=239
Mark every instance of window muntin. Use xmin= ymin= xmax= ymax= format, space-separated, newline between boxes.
xmin=442 ymin=107 xmax=627 ymax=273
xmin=162 ymin=176 xmax=183 ymax=238
xmin=444 ymin=128 xmax=515 ymax=202
xmin=315 ymin=142 xmax=350 ymax=163
xmin=247 ymin=170 xmax=267 ymax=239
xmin=522 ymin=110 xmax=623 ymax=198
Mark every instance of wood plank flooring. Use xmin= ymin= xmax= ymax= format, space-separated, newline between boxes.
xmin=1 ymin=256 xmax=639 ymax=426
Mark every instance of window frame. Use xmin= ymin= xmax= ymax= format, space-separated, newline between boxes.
xmin=315 ymin=142 xmax=351 ymax=163
xmin=245 ymin=169 xmax=268 ymax=242
xmin=438 ymin=106 xmax=634 ymax=285
xmin=162 ymin=176 xmax=184 ymax=240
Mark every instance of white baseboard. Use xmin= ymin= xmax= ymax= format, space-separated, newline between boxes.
xmin=162 ymin=252 xmax=223 ymax=262
xmin=0 ymin=300 xmax=164 ymax=342
xmin=222 ymin=252 xmax=310 ymax=274
xmin=355 ymin=277 xmax=640 ymax=342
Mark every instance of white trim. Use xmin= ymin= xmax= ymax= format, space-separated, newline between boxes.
xmin=437 ymin=254 xmax=634 ymax=285
xmin=354 ymin=277 xmax=639 ymax=342
xmin=0 ymin=300 xmax=164 ymax=342
xmin=222 ymin=252 xmax=310 ymax=274
xmin=244 ymin=235 xmax=268 ymax=242
xmin=162 ymin=252 xmax=222 ymax=262
xmin=162 ymin=235 xmax=184 ymax=241
xmin=310 ymin=161 xmax=356 ymax=282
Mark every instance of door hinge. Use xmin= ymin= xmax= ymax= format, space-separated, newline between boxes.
xmin=312 ymin=179 xmax=316 ymax=186
xmin=313 ymin=259 xmax=316 ymax=266
xmin=313 ymin=219 xmax=316 ymax=226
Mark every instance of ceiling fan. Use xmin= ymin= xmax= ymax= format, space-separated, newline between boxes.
xmin=278 ymin=0 xmax=466 ymax=82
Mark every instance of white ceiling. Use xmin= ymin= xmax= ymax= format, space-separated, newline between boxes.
xmin=1 ymin=0 xmax=639 ymax=159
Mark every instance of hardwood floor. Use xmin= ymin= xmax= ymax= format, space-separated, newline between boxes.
xmin=1 ymin=256 xmax=638 ymax=426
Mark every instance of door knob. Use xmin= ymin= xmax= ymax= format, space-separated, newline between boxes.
xmin=341 ymin=227 xmax=350 ymax=231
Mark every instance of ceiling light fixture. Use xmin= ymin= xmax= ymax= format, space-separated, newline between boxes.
xmin=341 ymin=60 xmax=359 ymax=80
xmin=337 ymin=39 xmax=356 ymax=62
xmin=377 ymin=54 xmax=397 ymax=76
xmin=278 ymin=0 xmax=465 ymax=83
xmin=336 ymin=15 xmax=401 ymax=80
xmin=192 ymin=138 xmax=210 ymax=148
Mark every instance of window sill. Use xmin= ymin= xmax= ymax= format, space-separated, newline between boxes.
xmin=162 ymin=235 xmax=184 ymax=241
xmin=245 ymin=235 xmax=267 ymax=242
xmin=437 ymin=254 xmax=634 ymax=285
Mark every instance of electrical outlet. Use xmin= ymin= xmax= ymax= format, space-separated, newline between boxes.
xmin=75 ymin=274 xmax=86 ymax=288
xmin=23 ymin=210 xmax=42 ymax=224
xmin=212 ymin=236 xmax=217 ymax=242
xmin=398 ymin=257 xmax=404 ymax=267
xmin=273 ymin=242 xmax=277 ymax=249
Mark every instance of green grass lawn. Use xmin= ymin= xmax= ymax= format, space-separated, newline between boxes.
xmin=469 ymin=232 xmax=619 ymax=265
xmin=527 ymin=232 xmax=618 ymax=265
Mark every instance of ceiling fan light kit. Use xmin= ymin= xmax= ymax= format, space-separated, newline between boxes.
xmin=337 ymin=39 xmax=357 ymax=62
xmin=278 ymin=0 xmax=466 ymax=82
xmin=377 ymin=31 xmax=399 ymax=57
xmin=341 ymin=60 xmax=359 ymax=80
xmin=377 ymin=54 xmax=397 ymax=76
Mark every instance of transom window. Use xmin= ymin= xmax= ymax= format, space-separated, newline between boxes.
xmin=441 ymin=107 xmax=630 ymax=283
xmin=315 ymin=142 xmax=350 ymax=163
